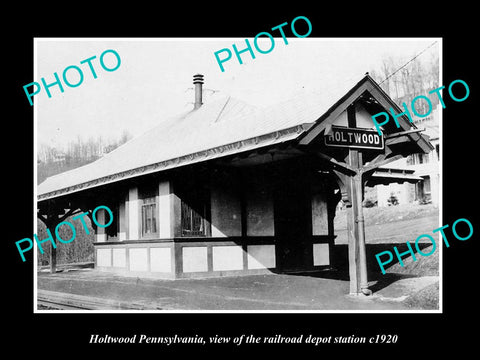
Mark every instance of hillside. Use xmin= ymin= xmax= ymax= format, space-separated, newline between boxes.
xmin=334 ymin=203 xmax=439 ymax=244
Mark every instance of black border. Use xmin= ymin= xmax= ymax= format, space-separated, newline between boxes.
xmin=5 ymin=4 xmax=478 ymax=355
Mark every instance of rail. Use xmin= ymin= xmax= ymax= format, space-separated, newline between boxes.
xmin=37 ymin=289 xmax=158 ymax=310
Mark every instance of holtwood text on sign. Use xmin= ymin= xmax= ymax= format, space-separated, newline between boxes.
xmin=324 ymin=126 xmax=384 ymax=150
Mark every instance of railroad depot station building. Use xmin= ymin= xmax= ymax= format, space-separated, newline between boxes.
xmin=37 ymin=74 xmax=433 ymax=294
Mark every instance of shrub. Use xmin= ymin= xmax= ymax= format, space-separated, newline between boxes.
xmin=387 ymin=193 xmax=399 ymax=206
xmin=363 ymin=198 xmax=377 ymax=208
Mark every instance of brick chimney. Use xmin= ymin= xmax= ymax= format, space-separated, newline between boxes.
xmin=193 ymin=74 xmax=204 ymax=110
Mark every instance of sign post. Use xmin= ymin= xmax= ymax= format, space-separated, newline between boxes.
xmin=325 ymin=123 xmax=382 ymax=295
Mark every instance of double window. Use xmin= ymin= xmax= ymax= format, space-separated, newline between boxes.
xmin=407 ymin=153 xmax=430 ymax=166
xmin=137 ymin=178 xmax=210 ymax=238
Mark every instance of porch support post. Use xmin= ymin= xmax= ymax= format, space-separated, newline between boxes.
xmin=332 ymin=167 xmax=365 ymax=295
xmin=38 ymin=204 xmax=80 ymax=274
xmin=37 ymin=211 xmax=59 ymax=274
xmin=347 ymin=149 xmax=370 ymax=295
xmin=345 ymin=104 xmax=371 ymax=295
xmin=345 ymin=174 xmax=359 ymax=294
xmin=49 ymin=240 xmax=56 ymax=274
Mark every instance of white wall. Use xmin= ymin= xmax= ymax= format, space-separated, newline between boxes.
xmin=127 ymin=187 xmax=139 ymax=240
xmin=331 ymin=103 xmax=376 ymax=129
xmin=312 ymin=192 xmax=328 ymax=235
xmin=158 ymin=181 xmax=173 ymax=238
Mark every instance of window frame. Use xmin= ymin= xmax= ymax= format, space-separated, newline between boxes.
xmin=139 ymin=184 xmax=159 ymax=239
xmin=177 ymin=179 xmax=210 ymax=238
xmin=180 ymin=200 xmax=207 ymax=237
xmin=106 ymin=203 xmax=120 ymax=241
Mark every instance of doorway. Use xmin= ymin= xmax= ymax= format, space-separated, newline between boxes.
xmin=274 ymin=170 xmax=313 ymax=272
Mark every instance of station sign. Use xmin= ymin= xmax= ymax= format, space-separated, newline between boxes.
xmin=324 ymin=126 xmax=384 ymax=150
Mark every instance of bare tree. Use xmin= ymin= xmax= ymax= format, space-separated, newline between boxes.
xmin=370 ymin=48 xmax=439 ymax=107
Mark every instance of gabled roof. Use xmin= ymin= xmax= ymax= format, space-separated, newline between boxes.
xmin=38 ymin=74 xmax=433 ymax=201
xmin=297 ymin=74 xmax=434 ymax=154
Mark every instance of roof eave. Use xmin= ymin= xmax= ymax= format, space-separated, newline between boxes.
xmin=37 ymin=124 xmax=311 ymax=202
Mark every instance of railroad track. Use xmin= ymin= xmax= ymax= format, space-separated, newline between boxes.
xmin=37 ymin=289 xmax=158 ymax=310
xmin=37 ymin=298 xmax=91 ymax=310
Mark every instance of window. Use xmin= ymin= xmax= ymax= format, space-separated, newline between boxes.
xmin=407 ymin=154 xmax=420 ymax=165
xmin=176 ymin=171 xmax=210 ymax=237
xmin=106 ymin=204 xmax=119 ymax=240
xmin=179 ymin=183 xmax=208 ymax=237
xmin=181 ymin=200 xmax=206 ymax=236
xmin=407 ymin=153 xmax=429 ymax=166
xmin=141 ymin=197 xmax=157 ymax=236
xmin=407 ymin=154 xmax=414 ymax=166
xmin=415 ymin=176 xmax=432 ymax=203
xmin=423 ymin=153 xmax=430 ymax=164
xmin=418 ymin=154 xmax=424 ymax=164
xmin=139 ymin=183 xmax=159 ymax=238
xmin=423 ymin=176 xmax=431 ymax=194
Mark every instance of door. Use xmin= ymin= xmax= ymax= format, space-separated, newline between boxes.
xmin=274 ymin=171 xmax=312 ymax=272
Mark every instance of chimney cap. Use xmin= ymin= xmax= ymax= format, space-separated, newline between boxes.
xmin=193 ymin=74 xmax=204 ymax=84
xmin=193 ymin=74 xmax=204 ymax=110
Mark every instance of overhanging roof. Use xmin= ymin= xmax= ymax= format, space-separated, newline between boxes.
xmin=37 ymin=91 xmax=333 ymax=201
xmin=366 ymin=167 xmax=423 ymax=186
xmin=38 ymin=74 xmax=434 ymax=202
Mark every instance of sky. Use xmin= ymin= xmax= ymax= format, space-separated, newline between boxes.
xmin=35 ymin=38 xmax=440 ymax=150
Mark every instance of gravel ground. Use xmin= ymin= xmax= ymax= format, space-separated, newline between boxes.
xmin=37 ymin=268 xmax=437 ymax=311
